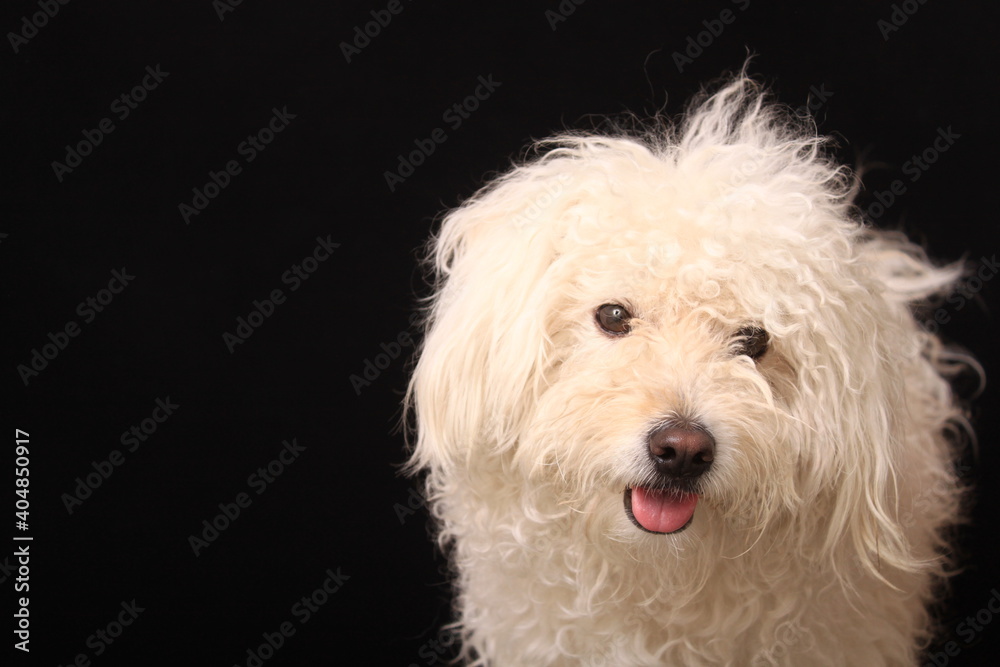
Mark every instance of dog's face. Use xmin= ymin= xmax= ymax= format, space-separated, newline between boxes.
xmin=510 ymin=192 xmax=828 ymax=541
xmin=409 ymin=81 xmax=959 ymax=568
xmin=528 ymin=240 xmax=762 ymax=521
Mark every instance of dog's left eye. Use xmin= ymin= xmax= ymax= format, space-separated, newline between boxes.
xmin=596 ymin=304 xmax=632 ymax=336
xmin=733 ymin=326 xmax=769 ymax=360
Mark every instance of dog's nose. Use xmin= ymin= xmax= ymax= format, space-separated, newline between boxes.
xmin=647 ymin=425 xmax=715 ymax=479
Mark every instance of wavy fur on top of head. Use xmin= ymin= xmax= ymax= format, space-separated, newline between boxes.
xmin=405 ymin=74 xmax=972 ymax=666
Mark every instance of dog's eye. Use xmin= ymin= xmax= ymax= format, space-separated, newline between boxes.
xmin=596 ymin=304 xmax=632 ymax=336
xmin=733 ymin=326 xmax=769 ymax=360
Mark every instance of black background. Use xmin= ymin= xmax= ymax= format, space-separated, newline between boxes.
xmin=3 ymin=1 xmax=998 ymax=665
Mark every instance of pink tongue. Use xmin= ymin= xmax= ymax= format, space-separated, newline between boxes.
xmin=631 ymin=487 xmax=698 ymax=533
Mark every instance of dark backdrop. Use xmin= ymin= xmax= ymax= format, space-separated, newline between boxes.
xmin=4 ymin=1 xmax=998 ymax=665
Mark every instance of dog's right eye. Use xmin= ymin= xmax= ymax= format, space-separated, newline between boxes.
xmin=596 ymin=304 xmax=632 ymax=336
xmin=733 ymin=325 xmax=769 ymax=360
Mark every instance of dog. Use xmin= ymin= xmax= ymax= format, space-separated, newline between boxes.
xmin=404 ymin=74 xmax=972 ymax=666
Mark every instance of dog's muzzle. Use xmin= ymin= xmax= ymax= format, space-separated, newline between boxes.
xmin=625 ymin=424 xmax=715 ymax=534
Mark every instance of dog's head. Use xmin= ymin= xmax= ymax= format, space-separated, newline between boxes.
xmin=407 ymin=76 xmax=963 ymax=576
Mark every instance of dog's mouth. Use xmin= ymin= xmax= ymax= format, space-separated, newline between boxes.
xmin=624 ymin=486 xmax=698 ymax=534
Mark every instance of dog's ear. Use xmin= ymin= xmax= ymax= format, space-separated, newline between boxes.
xmin=405 ymin=167 xmax=572 ymax=474
xmin=808 ymin=230 xmax=966 ymax=583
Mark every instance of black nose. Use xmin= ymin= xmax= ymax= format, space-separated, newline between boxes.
xmin=647 ymin=425 xmax=715 ymax=479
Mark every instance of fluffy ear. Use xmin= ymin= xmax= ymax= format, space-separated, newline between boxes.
xmin=808 ymin=229 xmax=966 ymax=583
xmin=405 ymin=164 xmax=572 ymax=474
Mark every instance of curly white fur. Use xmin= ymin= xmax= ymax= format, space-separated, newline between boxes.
xmin=405 ymin=74 xmax=971 ymax=666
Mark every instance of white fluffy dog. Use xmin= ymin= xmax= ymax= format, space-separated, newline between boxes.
xmin=405 ymin=75 xmax=970 ymax=666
